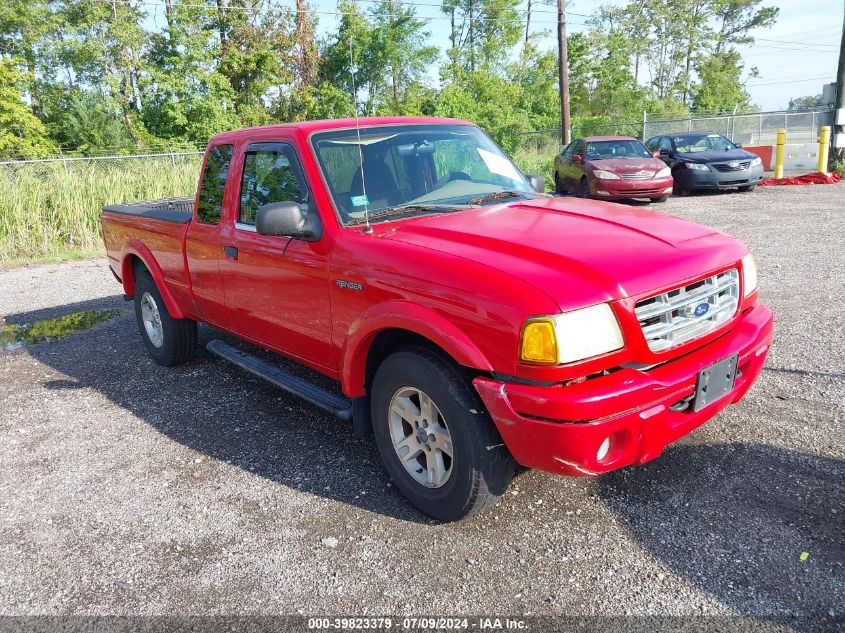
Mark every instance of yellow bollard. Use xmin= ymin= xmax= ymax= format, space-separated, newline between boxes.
xmin=817 ymin=125 xmax=831 ymax=174
xmin=774 ymin=129 xmax=785 ymax=179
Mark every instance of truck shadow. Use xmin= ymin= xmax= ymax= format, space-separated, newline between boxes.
xmin=21 ymin=312 xmax=430 ymax=523
xmin=595 ymin=442 xmax=844 ymax=625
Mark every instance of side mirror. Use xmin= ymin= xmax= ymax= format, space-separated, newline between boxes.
xmin=735 ymin=143 xmax=743 ymax=149
xmin=256 ymin=201 xmax=321 ymax=241
xmin=525 ymin=173 xmax=545 ymax=193
xmin=572 ymin=154 xmax=583 ymax=163
xmin=659 ymin=148 xmax=671 ymax=156
xmin=652 ymin=151 xmax=661 ymax=159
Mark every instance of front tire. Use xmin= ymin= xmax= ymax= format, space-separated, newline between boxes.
xmin=579 ymin=178 xmax=591 ymax=199
xmin=650 ymin=195 xmax=668 ymax=203
xmin=673 ymin=171 xmax=690 ymax=197
xmin=738 ymin=184 xmax=756 ymax=193
xmin=134 ymin=271 xmax=197 ymax=366
xmin=371 ymin=349 xmax=515 ymax=521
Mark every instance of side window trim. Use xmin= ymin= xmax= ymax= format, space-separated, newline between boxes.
xmin=237 ymin=141 xmax=312 ymax=230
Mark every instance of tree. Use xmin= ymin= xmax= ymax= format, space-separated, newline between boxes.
xmin=788 ymin=95 xmax=823 ymax=111
xmin=710 ymin=0 xmax=779 ymax=52
xmin=0 ymin=58 xmax=54 ymax=157
xmin=690 ymin=48 xmax=754 ymax=112
xmin=370 ymin=0 xmax=437 ymax=104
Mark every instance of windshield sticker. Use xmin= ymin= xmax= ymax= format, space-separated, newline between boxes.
xmin=477 ymin=147 xmax=521 ymax=182
xmin=350 ymin=194 xmax=369 ymax=207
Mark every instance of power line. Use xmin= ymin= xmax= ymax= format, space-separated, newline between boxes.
xmin=747 ymin=75 xmax=834 ymax=87
xmin=744 ymin=42 xmax=838 ymax=53
xmin=753 ymin=36 xmax=837 ymax=48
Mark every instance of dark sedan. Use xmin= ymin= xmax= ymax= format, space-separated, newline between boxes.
xmin=645 ymin=132 xmax=764 ymax=195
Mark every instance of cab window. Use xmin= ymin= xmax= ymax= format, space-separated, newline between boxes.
xmin=239 ymin=143 xmax=309 ymax=226
xmin=196 ymin=144 xmax=233 ymax=225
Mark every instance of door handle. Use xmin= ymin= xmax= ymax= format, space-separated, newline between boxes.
xmin=223 ymin=245 xmax=238 ymax=260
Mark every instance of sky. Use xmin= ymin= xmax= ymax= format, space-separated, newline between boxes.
xmin=143 ymin=0 xmax=843 ymax=113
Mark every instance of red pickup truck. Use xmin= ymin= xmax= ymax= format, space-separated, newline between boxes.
xmin=101 ymin=116 xmax=773 ymax=521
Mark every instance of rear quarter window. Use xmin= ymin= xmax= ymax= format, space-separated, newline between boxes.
xmin=197 ymin=144 xmax=234 ymax=224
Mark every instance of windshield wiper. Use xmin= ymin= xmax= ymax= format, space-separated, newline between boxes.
xmin=348 ymin=202 xmax=473 ymax=226
xmin=467 ymin=190 xmax=530 ymax=205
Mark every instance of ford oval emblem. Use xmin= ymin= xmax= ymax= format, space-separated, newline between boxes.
xmin=693 ymin=302 xmax=710 ymax=317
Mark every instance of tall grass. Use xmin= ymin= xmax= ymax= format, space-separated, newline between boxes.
xmin=0 ymin=156 xmax=201 ymax=264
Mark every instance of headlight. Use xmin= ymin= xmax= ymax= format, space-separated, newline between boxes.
xmin=519 ymin=304 xmax=624 ymax=365
xmin=656 ymin=167 xmax=671 ymax=178
xmin=686 ymin=163 xmax=710 ymax=171
xmin=592 ymin=170 xmax=620 ymax=180
xmin=742 ymin=253 xmax=757 ymax=296
xmin=751 ymin=156 xmax=762 ymax=167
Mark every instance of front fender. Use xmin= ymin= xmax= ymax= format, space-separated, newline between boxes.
xmin=120 ymin=240 xmax=185 ymax=319
xmin=340 ymin=300 xmax=494 ymax=398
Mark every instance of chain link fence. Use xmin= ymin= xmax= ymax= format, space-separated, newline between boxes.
xmin=0 ymin=150 xmax=204 ymax=181
xmin=643 ymin=108 xmax=834 ymax=146
xmin=511 ymin=107 xmax=835 ymax=156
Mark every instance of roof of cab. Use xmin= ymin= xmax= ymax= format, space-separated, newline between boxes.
xmin=208 ymin=116 xmax=474 ymax=144
xmin=579 ymin=135 xmax=639 ymax=142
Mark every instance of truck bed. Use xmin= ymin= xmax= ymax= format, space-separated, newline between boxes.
xmin=102 ymin=197 xmax=194 ymax=223
xmin=101 ymin=197 xmax=195 ymax=314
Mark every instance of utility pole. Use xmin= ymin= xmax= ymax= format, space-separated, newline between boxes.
xmin=557 ymin=0 xmax=571 ymax=145
xmin=835 ymin=3 xmax=845 ymax=158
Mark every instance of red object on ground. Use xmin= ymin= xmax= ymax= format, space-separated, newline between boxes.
xmin=743 ymin=145 xmax=772 ymax=170
xmin=758 ymin=172 xmax=841 ymax=186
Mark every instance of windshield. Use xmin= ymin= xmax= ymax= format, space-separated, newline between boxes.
xmin=673 ymin=133 xmax=737 ymax=153
xmin=585 ymin=140 xmax=651 ymax=160
xmin=311 ymin=124 xmax=536 ymax=225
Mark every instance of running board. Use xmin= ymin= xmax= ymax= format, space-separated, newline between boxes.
xmin=207 ymin=339 xmax=353 ymax=420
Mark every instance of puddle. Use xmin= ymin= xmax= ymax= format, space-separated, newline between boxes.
xmin=1 ymin=310 xmax=123 ymax=351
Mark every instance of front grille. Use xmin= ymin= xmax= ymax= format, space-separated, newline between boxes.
xmin=635 ymin=269 xmax=740 ymax=352
xmin=712 ymin=161 xmax=750 ymax=172
xmin=621 ymin=172 xmax=654 ymax=180
xmin=618 ymin=188 xmax=664 ymax=195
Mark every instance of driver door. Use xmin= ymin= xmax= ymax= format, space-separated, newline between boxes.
xmin=218 ymin=141 xmax=335 ymax=372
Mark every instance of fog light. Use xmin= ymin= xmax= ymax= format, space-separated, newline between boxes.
xmin=596 ymin=190 xmax=610 ymax=196
xmin=596 ymin=436 xmax=611 ymax=461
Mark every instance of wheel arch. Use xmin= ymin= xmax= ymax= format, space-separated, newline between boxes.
xmin=120 ymin=241 xmax=185 ymax=319
xmin=341 ymin=301 xmax=494 ymax=399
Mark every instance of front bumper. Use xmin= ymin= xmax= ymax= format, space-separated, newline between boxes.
xmin=590 ymin=177 xmax=674 ymax=200
xmin=474 ymin=303 xmax=773 ymax=476
xmin=678 ymin=164 xmax=764 ymax=190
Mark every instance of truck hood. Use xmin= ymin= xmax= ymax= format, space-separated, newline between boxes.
xmin=381 ymin=197 xmax=746 ymax=310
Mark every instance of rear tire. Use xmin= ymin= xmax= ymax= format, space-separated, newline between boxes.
xmin=554 ymin=172 xmax=565 ymax=195
xmin=738 ymin=184 xmax=756 ymax=193
xmin=133 ymin=271 xmax=197 ymax=366
xmin=370 ymin=348 xmax=515 ymax=521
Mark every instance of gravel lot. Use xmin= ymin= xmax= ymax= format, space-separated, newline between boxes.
xmin=0 ymin=183 xmax=843 ymax=629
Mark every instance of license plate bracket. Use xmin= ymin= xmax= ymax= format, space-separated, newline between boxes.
xmin=693 ymin=353 xmax=739 ymax=412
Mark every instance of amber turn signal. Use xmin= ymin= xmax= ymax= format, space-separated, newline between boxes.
xmin=519 ymin=318 xmax=558 ymax=364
